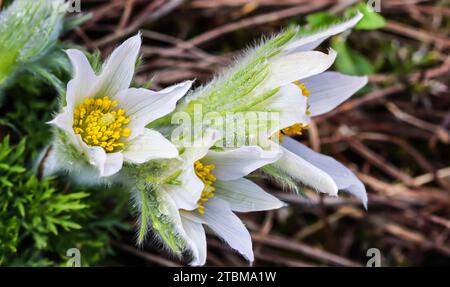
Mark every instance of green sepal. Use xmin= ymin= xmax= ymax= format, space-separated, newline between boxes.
xmin=134 ymin=181 xmax=188 ymax=257
xmin=261 ymin=164 xmax=306 ymax=196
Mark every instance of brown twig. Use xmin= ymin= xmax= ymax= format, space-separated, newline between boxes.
xmin=178 ymin=1 xmax=331 ymax=48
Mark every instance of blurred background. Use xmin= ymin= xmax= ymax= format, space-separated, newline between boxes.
xmin=0 ymin=0 xmax=449 ymax=266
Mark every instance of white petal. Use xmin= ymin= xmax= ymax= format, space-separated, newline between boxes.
xmin=180 ymin=129 xmax=222 ymax=165
xmin=283 ymin=13 xmax=363 ymax=52
xmin=274 ymin=146 xmax=338 ymax=196
xmin=48 ymin=107 xmax=74 ymax=135
xmin=84 ymin=145 xmax=107 ymax=176
xmin=48 ymin=110 xmax=87 ymax=163
xmin=78 ymin=140 xmax=123 ymax=177
xmin=48 ymin=112 xmax=124 ymax=177
xmin=303 ymin=72 xmax=368 ymax=117
xmin=102 ymin=152 xmax=124 ymax=177
xmin=215 ymin=178 xmax=285 ymax=212
xmin=181 ymin=209 xmax=206 ymax=224
xmin=265 ymin=49 xmax=337 ymax=88
xmin=257 ymin=83 xmax=309 ymax=132
xmin=166 ymin=167 xmax=204 ymax=211
xmin=282 ymin=137 xmax=367 ymax=207
xmin=180 ymin=216 xmax=207 ymax=266
xmin=93 ymin=34 xmax=141 ymax=98
xmin=203 ymin=145 xmax=282 ymax=181
xmin=204 ymin=198 xmax=254 ymax=262
xmin=122 ymin=128 xmax=178 ymax=164
xmin=116 ymin=81 xmax=193 ymax=140
xmin=65 ymin=49 xmax=97 ymax=108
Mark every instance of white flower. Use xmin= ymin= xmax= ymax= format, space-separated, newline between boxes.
xmin=163 ymin=131 xmax=284 ymax=266
xmin=251 ymin=13 xmax=368 ymax=205
xmin=279 ymin=136 xmax=368 ymax=207
xmin=48 ymin=34 xmax=192 ymax=177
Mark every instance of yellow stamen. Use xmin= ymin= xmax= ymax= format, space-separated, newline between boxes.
xmin=293 ymin=80 xmax=310 ymax=97
xmin=295 ymin=81 xmax=311 ymax=115
xmin=194 ymin=161 xmax=217 ymax=214
xmin=276 ymin=123 xmax=309 ymax=142
xmin=72 ymin=96 xmax=131 ymax=153
xmin=274 ymin=81 xmax=312 ymax=142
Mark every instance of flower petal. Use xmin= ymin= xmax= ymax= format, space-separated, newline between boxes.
xmin=303 ymin=72 xmax=368 ymax=117
xmin=282 ymin=137 xmax=367 ymax=207
xmin=180 ymin=216 xmax=207 ymax=266
xmin=93 ymin=34 xmax=141 ymax=98
xmin=166 ymin=167 xmax=204 ymax=211
xmin=283 ymin=13 xmax=363 ymax=52
xmin=265 ymin=49 xmax=337 ymax=89
xmin=274 ymin=146 xmax=338 ymax=196
xmin=122 ymin=128 xmax=178 ymax=164
xmin=215 ymin=178 xmax=285 ymax=212
xmin=84 ymin=145 xmax=107 ymax=176
xmin=179 ymin=129 xmax=222 ymax=165
xmin=204 ymin=198 xmax=254 ymax=262
xmin=102 ymin=152 xmax=124 ymax=177
xmin=48 ymin=113 xmax=123 ymax=177
xmin=257 ymin=83 xmax=309 ymax=132
xmin=116 ymin=81 xmax=193 ymax=140
xmin=203 ymin=145 xmax=282 ymax=181
xmin=65 ymin=49 xmax=97 ymax=108
xmin=48 ymin=107 xmax=74 ymax=136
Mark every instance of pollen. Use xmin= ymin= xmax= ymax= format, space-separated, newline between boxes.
xmin=194 ymin=161 xmax=217 ymax=215
xmin=276 ymin=123 xmax=309 ymax=142
xmin=73 ymin=96 xmax=131 ymax=153
xmin=294 ymin=80 xmax=310 ymax=97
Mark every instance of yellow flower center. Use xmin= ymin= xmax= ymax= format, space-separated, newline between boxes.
xmin=194 ymin=160 xmax=216 ymax=214
xmin=73 ymin=96 xmax=131 ymax=153
xmin=275 ymin=82 xmax=311 ymax=142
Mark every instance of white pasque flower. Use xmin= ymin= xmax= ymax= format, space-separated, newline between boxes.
xmin=49 ymin=34 xmax=192 ymax=177
xmin=163 ymin=132 xmax=285 ymax=266
xmin=252 ymin=13 xmax=368 ymax=205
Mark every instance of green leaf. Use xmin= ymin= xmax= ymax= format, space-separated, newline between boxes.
xmin=349 ymin=3 xmax=386 ymax=30
xmin=332 ymin=37 xmax=374 ymax=75
xmin=306 ymin=11 xmax=339 ymax=30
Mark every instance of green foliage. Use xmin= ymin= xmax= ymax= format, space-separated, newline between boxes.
xmin=0 ymin=0 xmax=66 ymax=89
xmin=350 ymin=3 xmax=386 ymax=30
xmin=0 ymin=83 xmax=59 ymax=159
xmin=63 ymin=13 xmax=93 ymax=33
xmin=305 ymin=12 xmax=339 ymax=29
xmin=0 ymin=137 xmax=83 ymax=261
xmin=0 ymin=137 xmax=130 ymax=266
xmin=305 ymin=2 xmax=386 ymax=31
xmin=332 ymin=37 xmax=375 ymax=76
